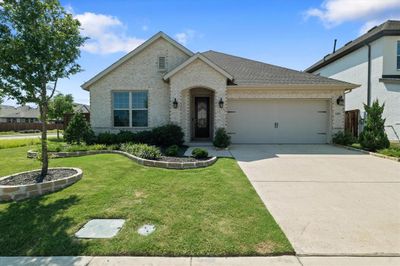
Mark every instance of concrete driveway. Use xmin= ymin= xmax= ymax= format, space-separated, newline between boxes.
xmin=230 ymin=144 xmax=400 ymax=256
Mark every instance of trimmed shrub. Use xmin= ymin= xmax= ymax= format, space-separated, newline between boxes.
xmin=94 ymin=125 xmax=184 ymax=147
xmin=332 ymin=131 xmax=356 ymax=146
xmin=359 ymin=100 xmax=390 ymax=151
xmin=213 ymin=128 xmax=231 ymax=148
xmin=120 ymin=143 xmax=161 ymax=160
xmin=165 ymin=145 xmax=179 ymax=156
xmin=134 ymin=130 xmax=154 ymax=145
xmin=152 ymin=124 xmax=184 ymax=147
xmin=64 ymin=113 xmax=95 ymax=145
xmin=96 ymin=132 xmax=117 ymax=145
xmin=116 ymin=130 xmax=136 ymax=143
xmin=191 ymin=148 xmax=208 ymax=159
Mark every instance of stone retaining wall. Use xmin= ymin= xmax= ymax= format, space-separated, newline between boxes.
xmin=0 ymin=167 xmax=82 ymax=202
xmin=27 ymin=150 xmax=217 ymax=169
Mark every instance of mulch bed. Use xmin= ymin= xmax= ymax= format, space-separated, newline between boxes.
xmin=0 ymin=169 xmax=77 ymax=186
xmin=159 ymin=156 xmax=210 ymax=162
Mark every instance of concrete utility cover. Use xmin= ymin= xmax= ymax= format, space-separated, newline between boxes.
xmin=138 ymin=224 xmax=156 ymax=236
xmin=75 ymin=219 xmax=125 ymax=239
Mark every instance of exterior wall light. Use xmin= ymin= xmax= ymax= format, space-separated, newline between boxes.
xmin=336 ymin=96 xmax=344 ymax=106
xmin=173 ymin=98 xmax=178 ymax=109
xmin=218 ymin=98 xmax=224 ymax=108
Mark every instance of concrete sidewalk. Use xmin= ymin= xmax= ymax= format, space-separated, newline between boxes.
xmin=1 ymin=256 xmax=400 ymax=266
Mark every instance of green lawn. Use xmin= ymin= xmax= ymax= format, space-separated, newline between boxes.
xmin=351 ymin=142 xmax=400 ymax=158
xmin=0 ymin=129 xmax=61 ymax=136
xmin=0 ymin=145 xmax=293 ymax=256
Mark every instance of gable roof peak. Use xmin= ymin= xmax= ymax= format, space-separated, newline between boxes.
xmin=81 ymin=31 xmax=193 ymax=90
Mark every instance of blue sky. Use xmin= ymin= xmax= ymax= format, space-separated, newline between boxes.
xmin=4 ymin=0 xmax=400 ymax=106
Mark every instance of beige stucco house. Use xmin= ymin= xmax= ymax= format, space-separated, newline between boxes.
xmin=82 ymin=32 xmax=358 ymax=144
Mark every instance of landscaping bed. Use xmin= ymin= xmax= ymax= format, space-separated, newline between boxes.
xmin=0 ymin=168 xmax=77 ymax=186
xmin=0 ymin=167 xmax=82 ymax=202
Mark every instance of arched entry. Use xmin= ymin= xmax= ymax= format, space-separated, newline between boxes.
xmin=190 ymin=87 xmax=215 ymax=140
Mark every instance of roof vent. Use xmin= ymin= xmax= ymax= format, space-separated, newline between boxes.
xmin=368 ymin=26 xmax=378 ymax=33
xmin=344 ymin=41 xmax=352 ymax=46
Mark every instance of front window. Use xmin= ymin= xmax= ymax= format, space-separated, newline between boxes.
xmin=397 ymin=41 xmax=400 ymax=69
xmin=113 ymin=91 xmax=148 ymax=127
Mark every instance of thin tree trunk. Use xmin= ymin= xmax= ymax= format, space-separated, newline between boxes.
xmin=56 ymin=122 xmax=59 ymax=139
xmin=39 ymin=88 xmax=49 ymax=181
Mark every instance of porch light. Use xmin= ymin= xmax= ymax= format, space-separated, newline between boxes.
xmin=218 ymin=98 xmax=224 ymax=108
xmin=173 ymin=98 xmax=178 ymax=108
xmin=336 ymin=96 xmax=344 ymax=106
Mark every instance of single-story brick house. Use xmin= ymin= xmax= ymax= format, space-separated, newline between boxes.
xmin=82 ymin=32 xmax=358 ymax=144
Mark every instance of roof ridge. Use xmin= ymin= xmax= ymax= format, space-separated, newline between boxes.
xmin=203 ymin=50 xmax=352 ymax=85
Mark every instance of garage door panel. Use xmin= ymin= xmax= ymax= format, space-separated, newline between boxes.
xmin=227 ymin=99 xmax=329 ymax=144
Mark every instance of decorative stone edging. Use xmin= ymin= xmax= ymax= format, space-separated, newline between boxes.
xmin=0 ymin=167 xmax=83 ymax=202
xmin=27 ymin=150 xmax=217 ymax=169
xmin=334 ymin=144 xmax=400 ymax=162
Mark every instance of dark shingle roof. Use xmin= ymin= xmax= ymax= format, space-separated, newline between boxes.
xmin=0 ymin=105 xmax=39 ymax=118
xmin=306 ymin=20 xmax=400 ymax=73
xmin=201 ymin=50 xmax=355 ymax=87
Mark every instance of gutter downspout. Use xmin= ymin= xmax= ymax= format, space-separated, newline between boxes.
xmin=367 ymin=44 xmax=371 ymax=106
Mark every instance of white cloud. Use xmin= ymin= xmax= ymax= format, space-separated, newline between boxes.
xmin=305 ymin=0 xmax=400 ymax=28
xmin=174 ymin=29 xmax=197 ymax=45
xmin=359 ymin=14 xmax=400 ymax=34
xmin=75 ymin=12 xmax=145 ymax=54
xmin=141 ymin=25 xmax=148 ymax=31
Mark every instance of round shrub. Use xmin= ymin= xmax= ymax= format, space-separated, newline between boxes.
xmin=117 ymin=130 xmax=136 ymax=144
xmin=191 ymin=148 xmax=208 ymax=159
xmin=152 ymin=124 xmax=184 ymax=147
xmin=213 ymin=128 xmax=231 ymax=148
xmin=165 ymin=145 xmax=179 ymax=156
xmin=332 ymin=131 xmax=356 ymax=146
xmin=134 ymin=130 xmax=154 ymax=145
xmin=96 ymin=132 xmax=117 ymax=145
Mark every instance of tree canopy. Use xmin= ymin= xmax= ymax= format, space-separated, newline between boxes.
xmin=0 ymin=0 xmax=86 ymax=178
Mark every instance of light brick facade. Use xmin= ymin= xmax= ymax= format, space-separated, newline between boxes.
xmin=85 ymin=33 xmax=349 ymax=143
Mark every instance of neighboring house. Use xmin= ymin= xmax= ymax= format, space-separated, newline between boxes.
xmin=73 ymin=103 xmax=90 ymax=114
xmin=82 ymin=32 xmax=357 ymax=144
xmin=306 ymin=20 xmax=400 ymax=141
xmin=0 ymin=105 xmax=40 ymax=123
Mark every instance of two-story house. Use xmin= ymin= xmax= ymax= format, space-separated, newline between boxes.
xmin=306 ymin=20 xmax=400 ymax=141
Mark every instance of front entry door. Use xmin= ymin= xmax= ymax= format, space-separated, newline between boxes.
xmin=194 ymin=97 xmax=210 ymax=138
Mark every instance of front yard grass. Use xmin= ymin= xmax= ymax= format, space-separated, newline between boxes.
xmin=351 ymin=142 xmax=400 ymax=158
xmin=0 ymin=145 xmax=293 ymax=256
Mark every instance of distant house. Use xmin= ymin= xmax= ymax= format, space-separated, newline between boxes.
xmin=82 ymin=31 xmax=357 ymax=144
xmin=0 ymin=105 xmax=40 ymax=123
xmin=73 ymin=103 xmax=90 ymax=114
xmin=306 ymin=20 xmax=400 ymax=141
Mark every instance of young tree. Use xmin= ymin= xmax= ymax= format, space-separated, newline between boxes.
xmin=48 ymin=93 xmax=74 ymax=139
xmin=64 ymin=113 xmax=94 ymax=145
xmin=0 ymin=0 xmax=86 ymax=180
xmin=359 ymin=100 xmax=390 ymax=151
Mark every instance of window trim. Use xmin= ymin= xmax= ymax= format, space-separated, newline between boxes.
xmin=112 ymin=90 xmax=149 ymax=128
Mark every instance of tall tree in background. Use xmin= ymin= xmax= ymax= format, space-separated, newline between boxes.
xmin=0 ymin=0 xmax=86 ymax=180
xmin=48 ymin=93 xmax=74 ymax=139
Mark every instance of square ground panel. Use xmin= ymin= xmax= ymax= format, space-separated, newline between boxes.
xmin=75 ymin=219 xmax=125 ymax=239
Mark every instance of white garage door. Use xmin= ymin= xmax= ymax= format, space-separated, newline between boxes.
xmin=227 ymin=99 xmax=329 ymax=144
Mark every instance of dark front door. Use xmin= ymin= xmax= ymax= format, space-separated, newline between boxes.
xmin=194 ymin=97 xmax=210 ymax=138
